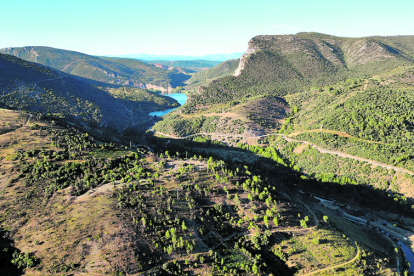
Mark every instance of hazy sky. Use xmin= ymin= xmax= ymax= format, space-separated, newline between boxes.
xmin=1 ymin=0 xmax=413 ymax=56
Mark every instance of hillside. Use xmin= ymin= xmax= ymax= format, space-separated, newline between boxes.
xmin=0 ymin=53 xmax=178 ymax=131
xmin=3 ymin=33 xmax=414 ymax=276
xmin=110 ymin=52 xmax=244 ymax=61
xmin=282 ymin=65 xmax=414 ymax=173
xmin=143 ymin=60 xmax=222 ymax=72
xmin=153 ymin=33 xmax=414 ymax=132
xmin=178 ymin=33 xmax=413 ymax=114
xmin=0 ymin=107 xmax=409 ymax=275
xmin=152 ymin=33 xmax=414 ymax=185
xmin=0 ymin=47 xmax=190 ymax=91
xmin=185 ymin=59 xmax=240 ymax=90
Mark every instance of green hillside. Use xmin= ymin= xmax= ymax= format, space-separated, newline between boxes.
xmin=283 ymin=66 xmax=414 ymax=172
xmin=185 ymin=59 xmax=240 ymax=90
xmin=0 ymin=47 xmax=190 ymax=89
xmin=153 ymin=33 xmax=414 ymax=134
xmin=0 ymin=53 xmax=178 ymax=131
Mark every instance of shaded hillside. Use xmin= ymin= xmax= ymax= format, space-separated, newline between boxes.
xmin=181 ymin=33 xmax=414 ymax=114
xmin=0 ymin=47 xmax=191 ymax=90
xmin=185 ymin=58 xmax=240 ymax=90
xmin=0 ymin=53 xmax=178 ymax=131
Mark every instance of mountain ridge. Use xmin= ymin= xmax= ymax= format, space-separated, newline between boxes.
xmin=0 ymin=46 xmax=191 ymax=91
xmin=234 ymin=32 xmax=414 ymax=78
xmin=179 ymin=32 xmax=414 ymax=115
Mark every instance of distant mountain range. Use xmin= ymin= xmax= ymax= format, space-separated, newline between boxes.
xmin=106 ymin=53 xmax=244 ymax=62
xmin=143 ymin=60 xmax=222 ymax=71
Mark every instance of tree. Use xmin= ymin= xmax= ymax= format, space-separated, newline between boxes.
xmin=182 ymin=221 xmax=188 ymax=232
xmin=234 ymin=194 xmax=241 ymax=204
xmin=300 ymin=219 xmax=308 ymax=228
xmin=264 ymin=216 xmax=269 ymax=228
xmin=248 ymin=193 xmax=253 ymax=201
xmin=252 ymin=263 xmax=259 ymax=275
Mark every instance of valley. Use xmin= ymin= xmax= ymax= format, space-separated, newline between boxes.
xmin=148 ymin=93 xmax=188 ymax=117
xmin=2 ymin=32 xmax=414 ymax=275
xmin=0 ymin=111 xmax=408 ymax=275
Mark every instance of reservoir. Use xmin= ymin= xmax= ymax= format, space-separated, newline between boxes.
xmin=398 ymin=241 xmax=414 ymax=275
xmin=149 ymin=93 xmax=188 ymax=117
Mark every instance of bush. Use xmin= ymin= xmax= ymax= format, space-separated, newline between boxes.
xmin=11 ymin=251 xmax=39 ymax=269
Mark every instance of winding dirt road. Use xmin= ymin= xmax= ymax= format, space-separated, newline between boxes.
xmin=25 ymin=114 xmax=32 ymax=125
xmin=32 ymin=76 xmax=63 ymax=89
xmin=281 ymin=134 xmax=414 ymax=176
xmin=149 ymin=130 xmax=414 ymax=176
xmin=300 ymin=245 xmax=360 ymax=276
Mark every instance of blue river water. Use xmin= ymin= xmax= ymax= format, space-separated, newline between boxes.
xmin=148 ymin=93 xmax=188 ymax=117
xmin=398 ymin=241 xmax=414 ymax=275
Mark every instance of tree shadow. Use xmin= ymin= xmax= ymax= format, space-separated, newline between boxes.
xmin=0 ymin=230 xmax=24 ymax=276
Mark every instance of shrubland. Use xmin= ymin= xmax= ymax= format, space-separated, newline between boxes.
xmin=0 ymin=108 xmax=404 ymax=275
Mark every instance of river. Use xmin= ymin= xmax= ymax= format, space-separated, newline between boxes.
xmin=398 ymin=241 xmax=414 ymax=275
xmin=148 ymin=93 xmax=188 ymax=117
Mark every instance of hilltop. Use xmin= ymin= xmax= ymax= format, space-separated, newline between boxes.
xmin=182 ymin=33 xmax=414 ymax=113
xmin=0 ymin=46 xmax=191 ymax=91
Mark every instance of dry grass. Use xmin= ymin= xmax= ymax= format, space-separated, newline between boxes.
xmin=2 ymin=176 xmax=141 ymax=275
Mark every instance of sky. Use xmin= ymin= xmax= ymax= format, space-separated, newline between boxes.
xmin=1 ymin=0 xmax=413 ymax=56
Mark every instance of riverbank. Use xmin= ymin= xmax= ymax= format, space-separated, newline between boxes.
xmin=148 ymin=93 xmax=188 ymax=117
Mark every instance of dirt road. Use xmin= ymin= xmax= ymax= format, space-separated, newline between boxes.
xmin=149 ymin=130 xmax=414 ymax=176
xmin=280 ymin=134 xmax=414 ymax=176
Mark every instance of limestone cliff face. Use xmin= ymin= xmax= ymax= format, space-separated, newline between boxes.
xmin=143 ymin=83 xmax=169 ymax=93
xmin=0 ymin=46 xmax=39 ymax=63
xmin=233 ymin=40 xmax=258 ymax=76
xmin=233 ymin=33 xmax=410 ymax=77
